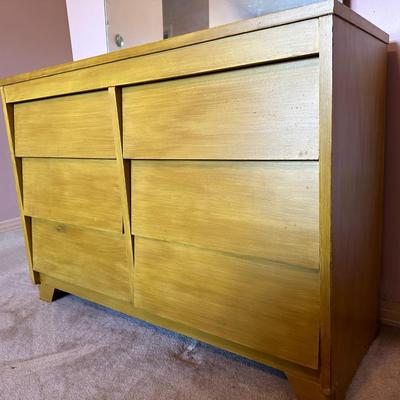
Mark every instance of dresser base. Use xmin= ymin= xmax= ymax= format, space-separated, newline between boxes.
xmin=38 ymin=274 xmax=337 ymax=400
xmin=288 ymin=374 xmax=333 ymax=400
xmin=39 ymin=282 xmax=57 ymax=303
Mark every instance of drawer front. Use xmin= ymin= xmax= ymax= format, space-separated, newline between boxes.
xmin=135 ymin=237 xmax=320 ymax=369
xmin=14 ymin=91 xmax=114 ymax=158
xmin=33 ymin=219 xmax=131 ymax=302
xmin=131 ymin=161 xmax=319 ymax=269
xmin=6 ymin=20 xmax=318 ymax=103
xmin=123 ymin=58 xmax=319 ymax=160
xmin=23 ymin=158 xmax=122 ymax=232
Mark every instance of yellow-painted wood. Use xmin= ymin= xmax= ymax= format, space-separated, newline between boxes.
xmin=381 ymin=301 xmax=400 ymax=328
xmin=132 ymin=161 xmax=319 ymax=269
xmin=4 ymin=20 xmax=319 ymax=102
xmin=0 ymin=87 xmax=39 ymax=284
xmin=134 ymin=236 xmax=320 ymax=369
xmin=0 ymin=5 xmax=389 ymax=400
xmin=0 ymin=0 xmax=387 ymax=88
xmin=109 ymin=86 xmax=135 ymax=303
xmin=123 ymin=59 xmax=319 ymax=160
xmin=329 ymin=16 xmax=387 ymax=397
xmin=318 ymin=15 xmax=334 ymax=393
xmin=39 ymin=271 xmax=320 ymax=382
xmin=14 ymin=91 xmax=115 ymax=158
xmin=39 ymin=283 xmax=57 ymax=303
xmin=23 ymin=158 xmax=123 ymax=232
xmin=287 ymin=374 xmax=332 ymax=400
xmin=33 ymin=219 xmax=131 ymax=302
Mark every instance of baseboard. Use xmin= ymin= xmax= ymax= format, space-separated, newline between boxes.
xmin=381 ymin=301 xmax=400 ymax=328
xmin=0 ymin=217 xmax=21 ymax=233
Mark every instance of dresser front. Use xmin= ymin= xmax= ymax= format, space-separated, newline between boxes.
xmin=11 ymin=58 xmax=321 ymax=373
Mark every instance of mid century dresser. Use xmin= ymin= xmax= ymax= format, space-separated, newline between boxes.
xmin=0 ymin=1 xmax=388 ymax=399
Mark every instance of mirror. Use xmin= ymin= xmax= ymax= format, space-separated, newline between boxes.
xmin=105 ymin=0 xmax=336 ymax=52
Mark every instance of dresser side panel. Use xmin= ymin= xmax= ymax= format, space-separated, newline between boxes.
xmin=331 ymin=15 xmax=387 ymax=396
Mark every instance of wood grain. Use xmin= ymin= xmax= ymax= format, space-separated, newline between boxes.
xmin=0 ymin=2 xmax=324 ymax=88
xmin=318 ymin=14 xmax=334 ymax=394
xmin=380 ymin=301 xmax=400 ymax=328
xmin=4 ymin=20 xmax=319 ymax=102
xmin=0 ymin=87 xmax=39 ymax=284
xmin=39 ymin=283 xmax=57 ymax=303
xmin=131 ymin=161 xmax=319 ymax=269
xmin=14 ymin=91 xmax=114 ymax=158
xmin=109 ymin=87 xmax=135 ymax=303
xmin=330 ymin=16 xmax=387 ymax=396
xmin=39 ymin=272 xmax=320 ymax=381
xmin=23 ymin=158 xmax=122 ymax=232
xmin=333 ymin=0 xmax=388 ymax=44
xmin=123 ymin=58 xmax=319 ymax=160
xmin=0 ymin=6 xmax=389 ymax=399
xmin=287 ymin=373 xmax=331 ymax=400
xmin=135 ymin=236 xmax=320 ymax=369
xmin=33 ymin=219 xmax=131 ymax=302
xmin=0 ymin=0 xmax=387 ymax=88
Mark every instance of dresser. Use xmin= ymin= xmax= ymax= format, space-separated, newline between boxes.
xmin=0 ymin=1 xmax=388 ymax=399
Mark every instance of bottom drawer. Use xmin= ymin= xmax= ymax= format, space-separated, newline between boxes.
xmin=134 ymin=237 xmax=320 ymax=369
xmin=32 ymin=219 xmax=131 ymax=302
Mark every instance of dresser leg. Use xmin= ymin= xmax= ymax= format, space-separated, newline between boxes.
xmin=39 ymin=283 xmax=57 ymax=303
xmin=287 ymin=374 xmax=333 ymax=400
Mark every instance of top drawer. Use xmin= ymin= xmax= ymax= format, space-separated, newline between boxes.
xmin=14 ymin=91 xmax=115 ymax=158
xmin=123 ymin=58 xmax=319 ymax=160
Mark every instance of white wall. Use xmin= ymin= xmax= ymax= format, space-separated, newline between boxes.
xmin=66 ymin=0 xmax=108 ymax=60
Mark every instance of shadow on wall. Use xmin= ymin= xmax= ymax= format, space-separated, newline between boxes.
xmin=382 ymin=42 xmax=400 ymax=302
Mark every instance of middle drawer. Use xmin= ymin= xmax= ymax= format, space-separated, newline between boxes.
xmin=23 ymin=158 xmax=123 ymax=232
xmin=131 ymin=160 xmax=319 ymax=269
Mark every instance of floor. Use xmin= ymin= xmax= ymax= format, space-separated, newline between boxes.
xmin=0 ymin=229 xmax=399 ymax=400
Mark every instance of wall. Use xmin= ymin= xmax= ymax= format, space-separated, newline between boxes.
xmin=210 ymin=0 xmax=335 ymax=27
xmin=209 ymin=0 xmax=251 ymax=27
xmin=163 ymin=0 xmax=208 ymax=37
xmin=106 ymin=0 xmax=162 ymax=51
xmin=350 ymin=0 xmax=400 ymax=303
xmin=66 ymin=0 xmax=107 ymax=59
xmin=0 ymin=0 xmax=72 ymax=223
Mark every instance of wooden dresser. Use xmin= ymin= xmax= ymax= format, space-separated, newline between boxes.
xmin=0 ymin=1 xmax=388 ymax=399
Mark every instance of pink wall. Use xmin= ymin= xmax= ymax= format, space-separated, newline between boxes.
xmin=350 ymin=0 xmax=400 ymax=303
xmin=106 ymin=0 xmax=162 ymax=52
xmin=0 ymin=0 xmax=72 ymax=222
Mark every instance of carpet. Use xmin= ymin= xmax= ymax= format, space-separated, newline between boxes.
xmin=0 ymin=229 xmax=399 ymax=400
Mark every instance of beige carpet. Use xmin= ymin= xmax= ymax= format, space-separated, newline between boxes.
xmin=0 ymin=229 xmax=399 ymax=400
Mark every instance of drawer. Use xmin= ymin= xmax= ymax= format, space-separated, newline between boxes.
xmin=32 ymin=219 xmax=131 ymax=302
xmin=123 ymin=58 xmax=319 ymax=160
xmin=131 ymin=161 xmax=319 ymax=269
xmin=23 ymin=158 xmax=122 ymax=232
xmin=14 ymin=91 xmax=114 ymax=158
xmin=134 ymin=237 xmax=320 ymax=369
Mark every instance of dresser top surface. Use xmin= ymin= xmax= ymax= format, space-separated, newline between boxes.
xmin=0 ymin=0 xmax=388 ymax=87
